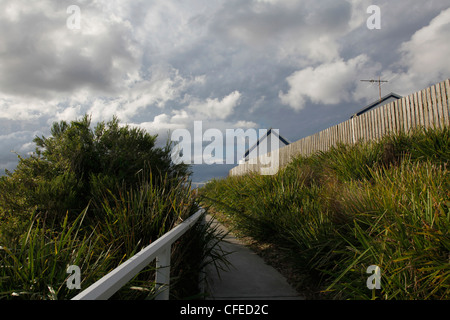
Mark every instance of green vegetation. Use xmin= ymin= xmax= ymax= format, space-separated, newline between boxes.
xmin=0 ymin=115 xmax=225 ymax=300
xmin=200 ymin=126 xmax=450 ymax=300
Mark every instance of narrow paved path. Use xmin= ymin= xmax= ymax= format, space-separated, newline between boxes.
xmin=204 ymin=215 xmax=303 ymax=300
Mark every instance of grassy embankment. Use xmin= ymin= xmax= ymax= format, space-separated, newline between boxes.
xmin=200 ymin=126 xmax=449 ymax=300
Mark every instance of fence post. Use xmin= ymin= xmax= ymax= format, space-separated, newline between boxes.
xmin=155 ymin=248 xmax=171 ymax=300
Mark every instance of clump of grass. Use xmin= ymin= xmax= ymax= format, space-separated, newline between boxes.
xmin=325 ymin=159 xmax=449 ymax=299
xmin=200 ymin=126 xmax=450 ymax=299
xmin=0 ymin=207 xmax=118 ymax=300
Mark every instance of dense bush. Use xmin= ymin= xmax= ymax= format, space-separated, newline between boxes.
xmin=0 ymin=115 xmax=189 ymax=234
xmin=0 ymin=115 xmax=224 ymax=300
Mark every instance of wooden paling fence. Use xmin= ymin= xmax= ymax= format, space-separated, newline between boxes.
xmin=230 ymin=79 xmax=450 ymax=176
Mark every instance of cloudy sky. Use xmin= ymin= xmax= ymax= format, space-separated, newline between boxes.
xmin=1 ymin=0 xmax=450 ymax=182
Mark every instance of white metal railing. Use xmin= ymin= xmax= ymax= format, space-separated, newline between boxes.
xmin=72 ymin=209 xmax=205 ymax=300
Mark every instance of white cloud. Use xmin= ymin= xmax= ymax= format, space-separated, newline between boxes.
xmin=188 ymin=91 xmax=242 ymax=120
xmin=81 ymin=66 xmax=193 ymax=123
xmin=279 ymin=54 xmax=379 ymax=110
xmin=0 ymin=96 xmax=59 ymax=121
xmin=131 ymin=114 xmax=185 ymax=133
xmin=233 ymin=120 xmax=258 ymax=128
xmin=396 ymin=7 xmax=450 ymax=91
xmin=55 ymin=105 xmax=83 ymax=122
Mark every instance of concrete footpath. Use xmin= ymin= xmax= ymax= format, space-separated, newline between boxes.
xmin=204 ymin=215 xmax=303 ymax=300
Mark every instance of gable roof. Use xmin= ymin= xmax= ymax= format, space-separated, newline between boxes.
xmin=244 ymin=128 xmax=290 ymax=159
xmin=351 ymin=92 xmax=402 ymax=118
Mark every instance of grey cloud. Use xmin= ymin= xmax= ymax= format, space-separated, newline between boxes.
xmin=0 ymin=130 xmax=41 ymax=174
xmin=209 ymin=0 xmax=352 ymax=52
xmin=0 ymin=0 xmax=140 ymax=99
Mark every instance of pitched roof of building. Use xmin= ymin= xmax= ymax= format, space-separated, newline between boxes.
xmin=351 ymin=92 xmax=402 ymax=118
xmin=244 ymin=128 xmax=290 ymax=159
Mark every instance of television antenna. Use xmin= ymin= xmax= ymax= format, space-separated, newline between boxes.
xmin=360 ymin=77 xmax=388 ymax=102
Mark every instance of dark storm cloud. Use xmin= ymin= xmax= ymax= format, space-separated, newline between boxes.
xmin=0 ymin=0 xmax=139 ymax=99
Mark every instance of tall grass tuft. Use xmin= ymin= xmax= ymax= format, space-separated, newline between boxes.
xmin=0 ymin=207 xmax=118 ymax=300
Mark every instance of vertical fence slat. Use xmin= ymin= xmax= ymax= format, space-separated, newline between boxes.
xmin=381 ymin=105 xmax=386 ymax=137
xmin=329 ymin=126 xmax=334 ymax=149
xmin=373 ymin=108 xmax=378 ymax=139
xmin=435 ymin=82 xmax=445 ymax=128
xmin=312 ymin=134 xmax=316 ymax=154
xmin=328 ymin=127 xmax=333 ymax=149
xmin=346 ymin=119 xmax=351 ymax=144
xmin=307 ymin=136 xmax=311 ymax=156
xmin=397 ymin=99 xmax=404 ymax=132
xmin=426 ymin=87 xmax=434 ymax=128
xmin=430 ymin=85 xmax=439 ymax=128
xmin=388 ymin=102 xmax=395 ymax=134
xmin=314 ymin=132 xmax=318 ymax=153
xmin=441 ymin=80 xmax=449 ymax=125
xmin=410 ymin=93 xmax=416 ymax=128
xmin=360 ymin=114 xmax=366 ymax=142
xmin=386 ymin=103 xmax=394 ymax=134
xmin=387 ymin=103 xmax=393 ymax=134
xmin=314 ymin=133 xmax=318 ymax=154
xmin=402 ymin=96 xmax=407 ymax=132
xmin=318 ymin=130 xmax=322 ymax=152
xmin=320 ymin=129 xmax=326 ymax=151
xmin=372 ymin=108 xmax=378 ymax=139
xmin=445 ymin=80 xmax=450 ymax=125
xmin=384 ymin=103 xmax=391 ymax=134
xmin=344 ymin=120 xmax=350 ymax=144
xmin=372 ymin=109 xmax=378 ymax=139
xmin=397 ymin=99 xmax=403 ymax=132
xmin=361 ymin=113 xmax=367 ymax=142
xmin=392 ymin=101 xmax=398 ymax=133
xmin=355 ymin=115 xmax=361 ymax=143
xmin=367 ymin=110 xmax=373 ymax=140
xmin=422 ymin=89 xmax=428 ymax=128
xmin=326 ymin=128 xmax=330 ymax=150
xmin=336 ymin=123 xmax=341 ymax=145
xmin=395 ymin=99 xmax=402 ymax=134
xmin=383 ymin=104 xmax=389 ymax=136
xmin=368 ymin=111 xmax=372 ymax=140
xmin=416 ymin=90 xmax=423 ymax=127
xmin=405 ymin=94 xmax=412 ymax=131
xmin=334 ymin=124 xmax=339 ymax=146
xmin=412 ymin=91 xmax=419 ymax=128
xmin=446 ymin=80 xmax=450 ymax=115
